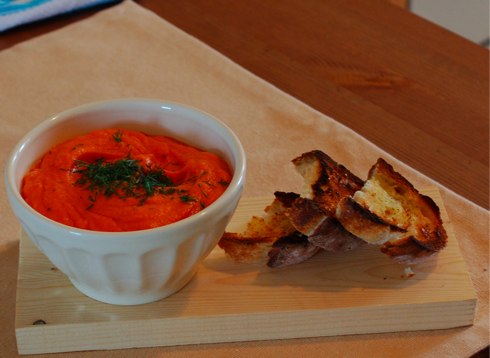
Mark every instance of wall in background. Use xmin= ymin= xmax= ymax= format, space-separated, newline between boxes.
xmin=410 ymin=0 xmax=489 ymax=47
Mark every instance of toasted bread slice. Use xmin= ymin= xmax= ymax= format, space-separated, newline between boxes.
xmin=285 ymin=197 xmax=365 ymax=252
xmin=292 ymin=150 xmax=364 ymax=216
xmin=379 ymin=236 xmax=438 ymax=265
xmin=307 ymin=217 xmax=366 ymax=252
xmin=285 ymin=197 xmax=327 ymax=236
xmin=218 ymin=233 xmax=275 ymax=263
xmin=289 ymin=151 xmax=365 ymax=251
xmin=218 ymin=192 xmax=299 ymax=263
xmin=336 ymin=197 xmax=407 ymax=245
xmin=242 ymin=192 xmax=298 ymax=238
xmin=336 ymin=158 xmax=447 ymax=263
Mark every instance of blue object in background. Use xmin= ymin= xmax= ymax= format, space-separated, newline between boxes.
xmin=0 ymin=0 xmax=120 ymax=32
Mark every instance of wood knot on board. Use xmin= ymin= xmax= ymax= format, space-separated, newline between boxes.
xmin=33 ymin=319 xmax=46 ymax=325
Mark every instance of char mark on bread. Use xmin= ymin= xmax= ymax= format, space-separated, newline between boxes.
xmin=285 ymin=197 xmax=365 ymax=252
xmin=219 ymin=191 xmax=323 ymax=267
xmin=218 ymin=192 xmax=298 ymax=263
xmin=218 ymin=233 xmax=275 ymax=262
xmin=336 ymin=196 xmax=407 ymax=245
xmin=273 ymin=191 xmax=300 ymax=207
xmin=290 ymin=150 xmax=365 ymax=252
xmin=380 ymin=236 xmax=436 ymax=265
xmin=336 ymin=158 xmax=447 ymax=264
xmin=285 ymin=198 xmax=327 ymax=236
xmin=292 ymin=150 xmax=364 ymax=216
xmin=219 ymin=152 xmax=447 ymax=268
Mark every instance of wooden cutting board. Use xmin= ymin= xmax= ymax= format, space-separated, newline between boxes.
xmin=15 ymin=188 xmax=476 ymax=355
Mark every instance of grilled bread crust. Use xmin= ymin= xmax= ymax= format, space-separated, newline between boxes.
xmin=336 ymin=158 xmax=447 ymax=264
xmin=289 ymin=151 xmax=366 ymax=251
xmin=336 ymin=197 xmax=407 ymax=245
xmin=218 ymin=192 xmax=298 ymax=263
xmin=218 ymin=151 xmax=366 ymax=267
xmin=218 ymin=190 xmax=320 ymax=268
xmin=219 ymin=152 xmax=447 ymax=268
xmin=292 ymin=150 xmax=364 ymax=216
xmin=218 ymin=233 xmax=275 ymax=263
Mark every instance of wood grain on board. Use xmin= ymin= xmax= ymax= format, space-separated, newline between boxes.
xmin=15 ymin=189 xmax=476 ymax=355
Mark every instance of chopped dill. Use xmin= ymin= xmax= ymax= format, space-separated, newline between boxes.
xmin=73 ymin=156 xmax=174 ymax=207
xmin=179 ymin=194 xmax=196 ymax=203
xmin=197 ymin=183 xmax=208 ymax=197
xmin=71 ymin=143 xmax=84 ymax=151
xmin=112 ymin=130 xmax=123 ymax=143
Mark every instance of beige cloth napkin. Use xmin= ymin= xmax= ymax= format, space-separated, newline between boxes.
xmin=0 ymin=1 xmax=488 ymax=357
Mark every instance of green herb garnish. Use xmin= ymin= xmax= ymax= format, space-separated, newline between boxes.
xmin=73 ymin=156 xmax=174 ymax=207
xmin=71 ymin=143 xmax=84 ymax=151
xmin=179 ymin=194 xmax=196 ymax=203
xmin=112 ymin=130 xmax=123 ymax=143
xmin=218 ymin=179 xmax=230 ymax=186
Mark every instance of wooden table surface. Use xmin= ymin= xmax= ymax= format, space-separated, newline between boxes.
xmin=1 ymin=0 xmax=488 ymax=210
xmin=0 ymin=1 xmax=488 ymax=356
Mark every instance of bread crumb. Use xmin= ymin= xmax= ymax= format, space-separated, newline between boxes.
xmin=402 ymin=266 xmax=415 ymax=278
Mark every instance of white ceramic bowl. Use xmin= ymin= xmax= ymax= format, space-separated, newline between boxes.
xmin=5 ymin=99 xmax=246 ymax=305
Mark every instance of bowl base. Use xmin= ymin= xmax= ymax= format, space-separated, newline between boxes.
xmin=69 ymin=273 xmax=196 ymax=305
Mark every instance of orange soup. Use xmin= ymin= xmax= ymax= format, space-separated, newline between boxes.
xmin=21 ymin=128 xmax=232 ymax=232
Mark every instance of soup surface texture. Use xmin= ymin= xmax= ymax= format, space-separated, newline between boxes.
xmin=21 ymin=128 xmax=231 ymax=231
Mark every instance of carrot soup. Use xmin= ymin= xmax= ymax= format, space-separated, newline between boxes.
xmin=21 ymin=128 xmax=232 ymax=232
